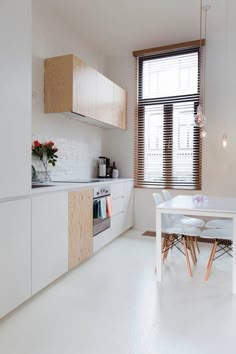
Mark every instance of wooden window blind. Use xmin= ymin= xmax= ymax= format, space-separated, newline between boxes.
xmin=134 ymin=47 xmax=202 ymax=189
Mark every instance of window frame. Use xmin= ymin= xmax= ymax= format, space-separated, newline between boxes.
xmin=135 ymin=47 xmax=202 ymax=190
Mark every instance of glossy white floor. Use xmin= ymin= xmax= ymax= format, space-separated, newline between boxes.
xmin=0 ymin=229 xmax=236 ymax=354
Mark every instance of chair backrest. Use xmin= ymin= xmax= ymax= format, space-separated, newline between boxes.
xmin=162 ymin=189 xmax=172 ymax=201
xmin=152 ymin=193 xmax=170 ymax=227
xmin=152 ymin=192 xmax=164 ymax=206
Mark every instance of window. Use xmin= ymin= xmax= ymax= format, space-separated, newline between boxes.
xmin=135 ymin=48 xmax=201 ymax=189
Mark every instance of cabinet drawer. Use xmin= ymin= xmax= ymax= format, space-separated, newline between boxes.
xmin=111 ymin=213 xmax=124 ymax=238
xmin=111 ymin=182 xmax=124 ymax=199
xmin=112 ymin=197 xmax=124 ymax=216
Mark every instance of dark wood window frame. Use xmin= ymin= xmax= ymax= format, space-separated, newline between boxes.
xmin=134 ymin=47 xmax=202 ymax=190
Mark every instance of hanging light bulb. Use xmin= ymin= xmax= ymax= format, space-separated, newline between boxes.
xmin=194 ymin=105 xmax=206 ymax=128
xmin=201 ymin=127 xmax=207 ymax=138
xmin=194 ymin=2 xmax=210 ymax=128
xmin=222 ymin=134 xmax=228 ymax=149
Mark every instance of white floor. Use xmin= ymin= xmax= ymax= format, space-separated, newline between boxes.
xmin=0 ymin=229 xmax=236 ymax=354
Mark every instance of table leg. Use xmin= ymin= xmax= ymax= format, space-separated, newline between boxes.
xmin=156 ymin=209 xmax=162 ymax=282
xmin=233 ymin=216 xmax=236 ymax=294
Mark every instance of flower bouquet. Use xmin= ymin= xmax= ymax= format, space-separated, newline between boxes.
xmin=32 ymin=140 xmax=58 ymax=182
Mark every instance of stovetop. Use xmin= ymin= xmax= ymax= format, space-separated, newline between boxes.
xmin=52 ymin=179 xmax=105 ymax=183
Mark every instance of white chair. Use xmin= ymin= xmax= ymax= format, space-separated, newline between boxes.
xmin=200 ymin=228 xmax=232 ymax=281
xmin=205 ymin=219 xmax=232 ymax=229
xmin=162 ymin=189 xmax=205 ymax=254
xmin=153 ymin=193 xmax=201 ymax=277
xmin=162 ymin=189 xmax=205 ymax=228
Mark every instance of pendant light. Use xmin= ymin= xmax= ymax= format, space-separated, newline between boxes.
xmin=194 ymin=1 xmax=210 ymax=128
xmin=222 ymin=134 xmax=228 ymax=149
xmin=200 ymin=127 xmax=207 ymax=138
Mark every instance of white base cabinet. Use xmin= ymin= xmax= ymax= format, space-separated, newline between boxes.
xmin=0 ymin=199 xmax=31 ymax=319
xmin=32 ymin=192 xmax=68 ymax=295
xmin=123 ymin=180 xmax=134 ymax=231
xmin=93 ymin=180 xmax=134 ymax=253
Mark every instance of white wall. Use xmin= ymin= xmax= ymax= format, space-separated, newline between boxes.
xmin=0 ymin=0 xmax=31 ymax=198
xmin=32 ymin=1 xmax=105 ymax=179
xmin=104 ymin=0 xmax=236 ymax=231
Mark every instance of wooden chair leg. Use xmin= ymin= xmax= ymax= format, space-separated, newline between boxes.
xmin=163 ymin=234 xmax=175 ymax=261
xmin=163 ymin=235 xmax=170 ymax=261
xmin=205 ymin=240 xmax=218 ymax=281
xmin=162 ymin=235 xmax=167 ymax=253
xmin=182 ymin=236 xmax=193 ymax=278
xmin=187 ymin=237 xmax=196 ymax=266
xmin=191 ymin=238 xmax=197 ymax=264
xmin=195 ymin=238 xmax=200 ymax=253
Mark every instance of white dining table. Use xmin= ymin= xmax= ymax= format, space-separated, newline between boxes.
xmin=156 ymin=195 xmax=236 ymax=293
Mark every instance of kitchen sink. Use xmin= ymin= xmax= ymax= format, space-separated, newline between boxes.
xmin=32 ymin=184 xmax=56 ymax=189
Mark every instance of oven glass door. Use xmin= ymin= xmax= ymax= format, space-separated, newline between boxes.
xmin=93 ymin=196 xmax=111 ymax=236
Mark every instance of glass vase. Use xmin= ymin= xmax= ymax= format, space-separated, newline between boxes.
xmin=34 ymin=155 xmax=51 ymax=183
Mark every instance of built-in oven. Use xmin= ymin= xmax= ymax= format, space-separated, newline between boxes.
xmin=93 ymin=185 xmax=111 ymax=236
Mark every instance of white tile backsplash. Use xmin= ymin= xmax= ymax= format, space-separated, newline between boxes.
xmin=32 ymin=132 xmax=102 ymax=180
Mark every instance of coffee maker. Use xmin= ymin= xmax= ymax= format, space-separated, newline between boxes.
xmin=98 ymin=156 xmax=110 ymax=178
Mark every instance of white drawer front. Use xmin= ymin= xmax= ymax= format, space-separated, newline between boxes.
xmin=111 ymin=182 xmax=124 ymax=199
xmin=93 ymin=227 xmax=112 ymax=253
xmin=111 ymin=213 xmax=124 ymax=238
xmin=112 ymin=197 xmax=124 ymax=216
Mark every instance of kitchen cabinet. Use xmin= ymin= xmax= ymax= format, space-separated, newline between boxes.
xmin=93 ymin=181 xmax=134 ymax=253
xmin=44 ymin=54 xmax=127 ymax=129
xmin=0 ymin=0 xmax=31 ymax=199
xmin=32 ymin=192 xmax=68 ymax=295
xmin=0 ymin=199 xmax=31 ymax=319
xmin=123 ymin=180 xmax=134 ymax=231
xmin=113 ymin=83 xmax=127 ymax=129
xmin=95 ymin=72 xmax=114 ymax=125
xmin=68 ymin=188 xmax=93 ymax=270
xmin=73 ymin=56 xmax=97 ymax=118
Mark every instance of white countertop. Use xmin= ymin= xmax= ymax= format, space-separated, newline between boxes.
xmin=31 ymin=178 xmax=133 ymax=196
xmin=0 ymin=178 xmax=133 ymax=203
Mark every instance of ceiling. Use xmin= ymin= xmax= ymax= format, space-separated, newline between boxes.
xmin=40 ymin=0 xmax=202 ymax=56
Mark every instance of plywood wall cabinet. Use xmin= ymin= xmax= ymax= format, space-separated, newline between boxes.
xmin=113 ymin=83 xmax=127 ymax=129
xmin=95 ymin=72 xmax=114 ymax=125
xmin=44 ymin=55 xmax=73 ymax=113
xmin=68 ymin=189 xmax=93 ymax=270
xmin=73 ymin=56 xmax=97 ymax=118
xmin=44 ymin=54 xmax=127 ymax=129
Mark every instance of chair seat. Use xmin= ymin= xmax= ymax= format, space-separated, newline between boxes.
xmin=178 ymin=216 xmax=205 ymax=228
xmin=200 ymin=228 xmax=232 ymax=240
xmin=205 ymin=219 xmax=232 ymax=229
xmin=164 ymin=225 xmax=201 ymax=237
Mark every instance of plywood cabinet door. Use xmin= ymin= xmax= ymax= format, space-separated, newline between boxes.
xmin=44 ymin=54 xmax=127 ymax=130
xmin=32 ymin=192 xmax=68 ymax=295
xmin=44 ymin=54 xmax=73 ymax=113
xmin=68 ymin=189 xmax=93 ymax=270
xmin=95 ymin=72 xmax=114 ymax=125
xmin=0 ymin=199 xmax=31 ymax=319
xmin=72 ymin=56 xmax=97 ymax=118
xmin=113 ymin=83 xmax=127 ymax=129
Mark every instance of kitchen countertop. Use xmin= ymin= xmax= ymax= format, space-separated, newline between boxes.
xmin=0 ymin=178 xmax=134 ymax=203
xmin=31 ymin=178 xmax=133 ymax=196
